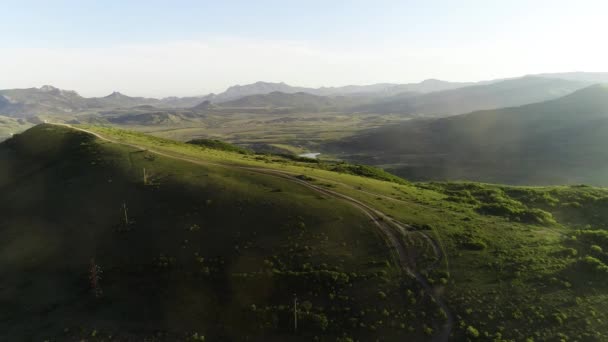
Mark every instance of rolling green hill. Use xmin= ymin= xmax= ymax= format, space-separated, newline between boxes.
xmin=0 ymin=125 xmax=435 ymax=341
xmin=4 ymin=124 xmax=608 ymax=341
xmin=330 ymin=84 xmax=608 ymax=185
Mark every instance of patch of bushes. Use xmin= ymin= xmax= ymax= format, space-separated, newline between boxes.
xmin=187 ymin=139 xmax=253 ymax=154
xmin=573 ymin=230 xmax=608 ymax=251
xmin=575 ymin=256 xmax=608 ymax=274
xmin=326 ymin=162 xmax=409 ymax=185
xmin=477 ymin=204 xmax=555 ymax=225
xmin=275 ymin=153 xmax=320 ymax=164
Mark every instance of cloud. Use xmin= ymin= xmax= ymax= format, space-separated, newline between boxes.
xmin=0 ymin=36 xmax=606 ymax=97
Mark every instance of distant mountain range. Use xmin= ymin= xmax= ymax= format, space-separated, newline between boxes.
xmin=0 ymin=86 xmax=214 ymax=117
xmin=0 ymin=72 xmax=606 ymax=120
xmin=328 ymin=84 xmax=608 ymax=185
xmin=532 ymin=71 xmax=608 ymax=83
xmin=212 ymin=78 xmax=480 ymax=102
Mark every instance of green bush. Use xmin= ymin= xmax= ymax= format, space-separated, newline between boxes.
xmin=466 ymin=325 xmax=480 ymax=338
xmin=187 ymin=139 xmax=253 ymax=154
xmin=327 ymin=162 xmax=408 ymax=185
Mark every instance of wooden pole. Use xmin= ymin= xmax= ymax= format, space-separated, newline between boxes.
xmin=143 ymin=168 xmax=147 ymax=185
xmin=123 ymin=202 xmax=129 ymax=226
xmin=294 ymin=293 xmax=298 ymax=333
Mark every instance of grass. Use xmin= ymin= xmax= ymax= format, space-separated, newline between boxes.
xmin=0 ymin=125 xmax=437 ymax=341
xmin=3 ymin=124 xmax=608 ymax=341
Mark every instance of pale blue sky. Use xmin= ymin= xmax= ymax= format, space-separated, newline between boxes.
xmin=2 ymin=0 xmax=607 ymax=96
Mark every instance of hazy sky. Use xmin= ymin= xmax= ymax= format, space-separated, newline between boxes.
xmin=1 ymin=0 xmax=607 ymax=97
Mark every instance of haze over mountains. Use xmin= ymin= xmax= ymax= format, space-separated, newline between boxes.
xmin=355 ymin=76 xmax=588 ymax=116
xmin=2 ymin=71 xmax=608 ymax=185
xmin=213 ymin=78 xmax=479 ymax=102
xmin=329 ymin=84 xmax=608 ymax=185
xmin=1 ymin=72 xmax=603 ymax=120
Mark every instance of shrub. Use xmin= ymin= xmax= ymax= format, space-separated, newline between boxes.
xmin=300 ymin=312 xmax=329 ymax=331
xmin=466 ymin=325 xmax=480 ymax=338
xmin=477 ymin=203 xmax=555 ymax=225
xmin=327 ymin=162 xmax=408 ymax=185
xmin=574 ymin=230 xmax=608 ymax=250
xmin=336 ymin=337 xmax=354 ymax=342
xmin=580 ymin=256 xmax=608 ymax=272
xmin=591 ymin=245 xmax=603 ymax=254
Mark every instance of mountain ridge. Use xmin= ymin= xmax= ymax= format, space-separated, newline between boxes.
xmin=328 ymin=84 xmax=608 ymax=185
xmin=0 ymin=72 xmax=606 ymax=119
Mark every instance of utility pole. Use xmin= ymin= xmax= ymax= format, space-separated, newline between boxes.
xmin=293 ymin=293 xmax=298 ymax=333
xmin=143 ymin=168 xmax=147 ymax=185
xmin=122 ymin=201 xmax=129 ymax=226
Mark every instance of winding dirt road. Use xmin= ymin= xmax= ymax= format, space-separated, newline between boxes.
xmin=51 ymin=123 xmax=453 ymax=341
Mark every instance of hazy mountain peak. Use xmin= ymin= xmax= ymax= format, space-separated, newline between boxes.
xmin=192 ymin=100 xmax=213 ymax=111
xmin=106 ymin=91 xmax=127 ymax=98
xmin=39 ymin=85 xmax=59 ymax=92
xmin=419 ymin=78 xmax=446 ymax=84
xmin=37 ymin=85 xmax=81 ymax=97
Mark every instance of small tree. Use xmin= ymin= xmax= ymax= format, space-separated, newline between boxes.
xmin=89 ymin=258 xmax=103 ymax=298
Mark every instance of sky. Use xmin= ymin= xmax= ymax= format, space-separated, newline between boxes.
xmin=1 ymin=0 xmax=607 ymax=97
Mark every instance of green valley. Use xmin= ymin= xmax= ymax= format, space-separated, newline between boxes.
xmin=329 ymin=84 xmax=608 ymax=186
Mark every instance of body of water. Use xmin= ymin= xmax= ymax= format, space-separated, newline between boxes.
xmin=298 ymin=152 xmax=321 ymax=159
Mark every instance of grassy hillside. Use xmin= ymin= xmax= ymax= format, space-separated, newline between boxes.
xmin=330 ymin=84 xmax=608 ymax=186
xmin=357 ymin=76 xmax=588 ymax=116
xmin=0 ymin=115 xmax=32 ymax=141
xmin=0 ymin=125 xmax=438 ymax=341
xmin=4 ymin=124 xmax=608 ymax=341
